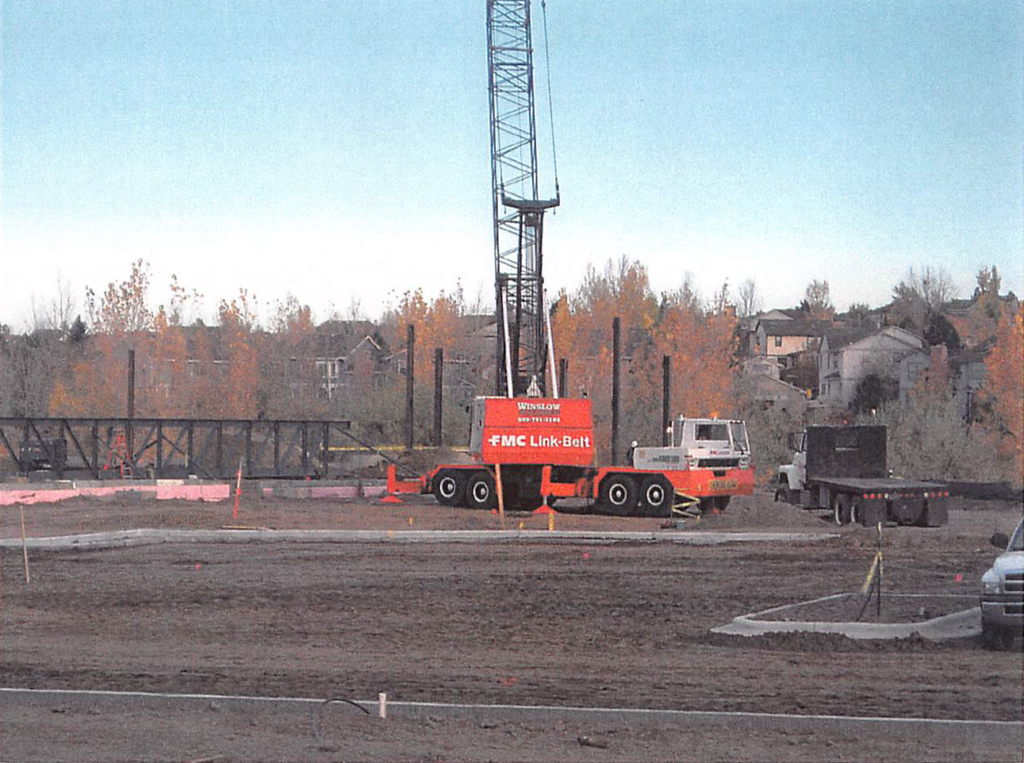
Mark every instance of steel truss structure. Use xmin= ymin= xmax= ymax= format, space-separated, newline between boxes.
xmin=487 ymin=0 xmax=558 ymax=396
xmin=0 ymin=417 xmax=354 ymax=481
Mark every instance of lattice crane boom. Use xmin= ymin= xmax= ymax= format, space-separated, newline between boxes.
xmin=487 ymin=0 xmax=559 ymax=397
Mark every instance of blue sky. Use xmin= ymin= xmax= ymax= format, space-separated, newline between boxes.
xmin=1 ymin=0 xmax=1021 ymax=328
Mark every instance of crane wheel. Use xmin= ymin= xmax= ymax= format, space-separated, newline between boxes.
xmin=639 ymin=476 xmax=673 ymax=517
xmin=466 ymin=471 xmax=497 ymax=510
xmin=599 ymin=474 xmax=639 ymax=516
xmin=432 ymin=470 xmax=466 ymax=507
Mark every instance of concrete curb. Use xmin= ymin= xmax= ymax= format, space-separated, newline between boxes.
xmin=713 ymin=592 xmax=981 ymax=641
xmin=0 ymin=528 xmax=836 ymax=551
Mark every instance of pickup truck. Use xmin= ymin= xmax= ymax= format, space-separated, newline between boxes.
xmin=981 ymin=517 xmax=1024 ymax=650
xmin=776 ymin=425 xmax=948 ymax=527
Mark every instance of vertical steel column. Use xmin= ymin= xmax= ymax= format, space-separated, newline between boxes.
xmin=611 ymin=317 xmax=621 ymax=465
xmin=559 ymin=358 xmax=567 ymax=398
xmin=187 ymin=421 xmax=194 ymax=475
xmin=662 ymin=355 xmax=672 ymax=447
xmin=156 ymin=421 xmax=163 ymax=477
xmin=433 ymin=348 xmax=443 ymax=446
xmin=321 ymin=422 xmax=330 ymax=477
xmin=216 ymin=422 xmax=223 ymax=475
xmin=273 ymin=421 xmax=280 ymax=477
xmin=127 ymin=350 xmax=135 ymax=470
xmin=245 ymin=421 xmax=252 ymax=478
xmin=91 ymin=420 xmax=99 ymax=476
xmin=301 ymin=422 xmax=309 ymax=474
xmin=57 ymin=419 xmax=65 ymax=479
xmin=405 ymin=324 xmax=415 ymax=451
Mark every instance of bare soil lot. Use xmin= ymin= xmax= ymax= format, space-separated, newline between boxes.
xmin=1 ymin=489 xmax=1021 ymax=761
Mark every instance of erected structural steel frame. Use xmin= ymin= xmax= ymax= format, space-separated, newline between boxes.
xmin=487 ymin=0 xmax=558 ymax=397
xmin=0 ymin=417 xmax=352 ymax=481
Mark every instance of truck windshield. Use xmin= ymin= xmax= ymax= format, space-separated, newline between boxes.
xmin=695 ymin=423 xmax=729 ymax=441
xmin=729 ymin=422 xmax=748 ymax=453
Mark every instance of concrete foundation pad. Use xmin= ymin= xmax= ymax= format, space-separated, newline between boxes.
xmin=713 ymin=592 xmax=981 ymax=641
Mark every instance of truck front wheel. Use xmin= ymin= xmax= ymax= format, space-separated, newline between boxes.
xmin=599 ymin=474 xmax=638 ymax=516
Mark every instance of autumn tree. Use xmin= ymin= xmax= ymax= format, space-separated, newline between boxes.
xmin=982 ymin=305 xmax=1024 ymax=482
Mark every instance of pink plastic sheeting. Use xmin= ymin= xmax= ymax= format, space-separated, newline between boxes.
xmin=0 ymin=483 xmax=230 ymax=506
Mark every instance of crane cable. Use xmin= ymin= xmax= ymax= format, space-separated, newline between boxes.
xmin=540 ymin=0 xmax=560 ymax=195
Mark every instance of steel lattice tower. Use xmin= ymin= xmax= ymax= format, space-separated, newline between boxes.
xmin=487 ymin=0 xmax=559 ymax=397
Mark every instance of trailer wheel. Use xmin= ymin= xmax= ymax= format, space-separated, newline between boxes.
xmin=639 ymin=476 xmax=673 ymax=516
xmin=599 ymin=474 xmax=638 ymax=516
xmin=833 ymin=494 xmax=852 ymax=526
xmin=466 ymin=471 xmax=497 ymax=510
xmin=432 ymin=470 xmax=465 ymax=507
xmin=850 ymin=497 xmax=865 ymax=526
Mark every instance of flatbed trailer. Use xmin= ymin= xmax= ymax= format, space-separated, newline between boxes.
xmin=777 ymin=426 xmax=949 ymax=527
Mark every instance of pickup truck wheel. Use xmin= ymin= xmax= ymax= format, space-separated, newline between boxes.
xmin=714 ymin=496 xmax=730 ymax=512
xmin=432 ymin=470 xmax=465 ymax=507
xmin=465 ymin=471 xmax=497 ymax=510
xmin=599 ymin=474 xmax=639 ymax=516
xmin=833 ymin=494 xmax=852 ymax=526
xmin=639 ymin=476 xmax=673 ymax=516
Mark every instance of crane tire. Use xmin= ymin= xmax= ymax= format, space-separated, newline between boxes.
xmin=639 ymin=475 xmax=673 ymax=516
xmin=432 ymin=470 xmax=465 ymax=507
xmin=466 ymin=471 xmax=497 ymax=510
xmin=599 ymin=474 xmax=639 ymax=516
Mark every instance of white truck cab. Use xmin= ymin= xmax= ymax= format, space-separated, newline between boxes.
xmin=633 ymin=417 xmax=751 ymax=472
xmin=778 ymin=431 xmax=807 ymax=491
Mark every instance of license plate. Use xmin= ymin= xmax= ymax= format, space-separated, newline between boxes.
xmin=709 ymin=479 xmax=738 ymax=490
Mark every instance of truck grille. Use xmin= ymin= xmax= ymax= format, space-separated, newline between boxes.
xmin=1005 ymin=573 xmax=1024 ymax=595
xmin=697 ymin=458 xmax=740 ymax=468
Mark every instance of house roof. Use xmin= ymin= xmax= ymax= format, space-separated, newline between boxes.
xmin=824 ymin=324 xmax=923 ymax=352
xmin=757 ymin=318 xmax=830 ymax=337
xmin=823 ymin=326 xmax=877 ymax=350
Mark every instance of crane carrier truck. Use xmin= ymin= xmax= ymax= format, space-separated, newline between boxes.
xmin=390 ymin=396 xmax=754 ymax=516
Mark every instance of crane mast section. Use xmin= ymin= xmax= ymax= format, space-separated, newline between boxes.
xmin=487 ymin=0 xmax=557 ymax=397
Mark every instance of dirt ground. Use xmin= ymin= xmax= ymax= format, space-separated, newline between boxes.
xmin=1 ymin=487 xmax=1022 ymax=762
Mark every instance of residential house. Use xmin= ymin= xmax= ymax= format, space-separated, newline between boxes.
xmin=818 ymin=325 xmax=924 ymax=407
xmin=739 ymin=358 xmax=809 ymax=415
xmin=900 ymin=343 xmax=991 ymax=419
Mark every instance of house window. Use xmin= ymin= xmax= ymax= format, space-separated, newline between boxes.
xmin=774 ymin=335 xmax=783 ymax=348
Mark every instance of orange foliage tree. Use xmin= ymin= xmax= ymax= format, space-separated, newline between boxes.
xmin=551 ymin=257 xmax=738 ymax=461
xmin=983 ymin=305 xmax=1024 ymax=482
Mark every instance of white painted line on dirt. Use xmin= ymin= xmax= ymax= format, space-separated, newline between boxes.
xmin=2 ymin=687 xmax=1019 ymax=739
xmin=0 ymin=528 xmax=835 ymax=550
